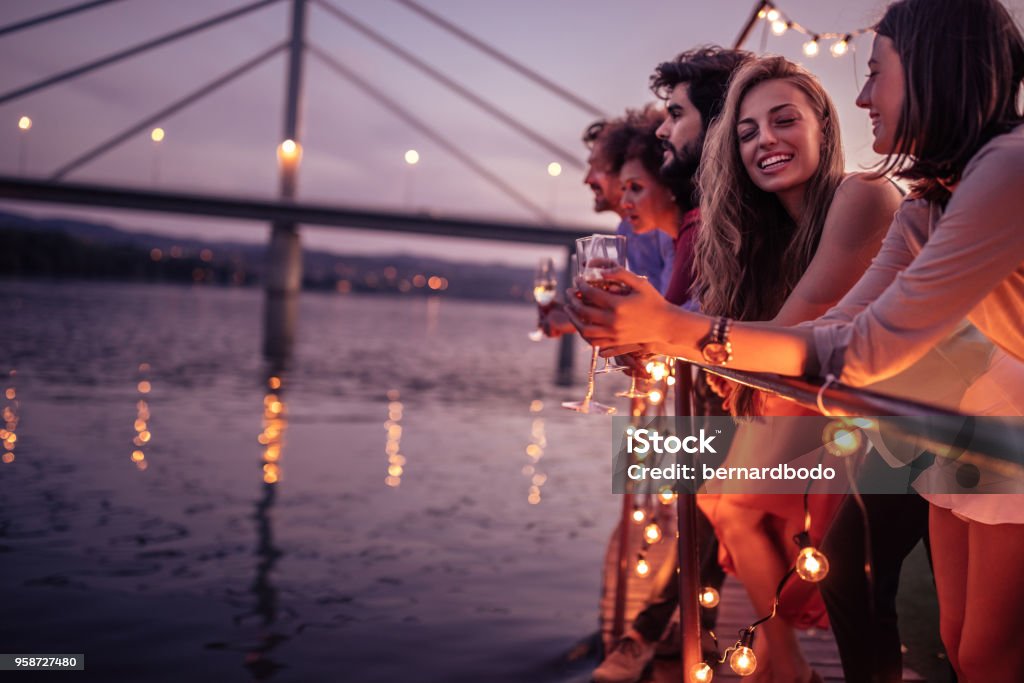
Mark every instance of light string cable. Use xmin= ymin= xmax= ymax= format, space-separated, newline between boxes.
xmin=744 ymin=1 xmax=874 ymax=59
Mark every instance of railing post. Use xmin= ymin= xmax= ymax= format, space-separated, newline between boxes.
xmin=675 ymin=361 xmax=703 ymax=677
xmin=555 ymin=243 xmax=575 ymax=386
xmin=264 ymin=0 xmax=307 ymax=362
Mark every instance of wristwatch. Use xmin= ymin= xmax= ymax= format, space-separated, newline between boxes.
xmin=699 ymin=316 xmax=733 ymax=365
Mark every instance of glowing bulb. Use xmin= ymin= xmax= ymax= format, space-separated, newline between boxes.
xmin=803 ymin=39 xmax=820 ymax=56
xmin=796 ymin=546 xmax=830 ymax=582
xmin=659 ymin=490 xmax=676 ymax=505
xmin=729 ymin=646 xmax=758 ymax=676
xmin=699 ymin=586 xmax=721 ymax=608
xmin=823 ymin=420 xmax=863 ymax=457
xmin=277 ymin=139 xmax=302 ymax=164
xmin=648 ymin=389 xmax=663 ymax=404
xmin=771 ymin=19 xmax=788 ymax=35
xmin=757 ymin=8 xmax=767 ymax=19
xmin=766 ymin=8 xmax=780 ymax=21
xmin=150 ymin=127 xmax=165 ymax=142
xmin=690 ymin=662 xmax=714 ymax=682
xmin=644 ymin=521 xmax=662 ymax=544
xmin=547 ymin=161 xmax=562 ymax=177
xmin=831 ymin=38 xmax=850 ymax=57
xmin=632 ymin=508 xmax=646 ymax=523
xmin=18 ymin=116 xmax=33 ymax=131
xmin=404 ymin=149 xmax=420 ymax=165
xmin=635 ymin=555 xmax=650 ymax=577
xmin=649 ymin=361 xmax=668 ymax=381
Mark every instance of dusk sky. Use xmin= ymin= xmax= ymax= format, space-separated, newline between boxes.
xmin=2 ymin=0 xmax=1022 ymax=266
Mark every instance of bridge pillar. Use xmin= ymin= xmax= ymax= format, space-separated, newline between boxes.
xmin=263 ymin=0 xmax=307 ymax=363
xmin=555 ymin=243 xmax=575 ymax=386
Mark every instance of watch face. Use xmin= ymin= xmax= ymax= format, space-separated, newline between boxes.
xmin=702 ymin=342 xmax=731 ymax=365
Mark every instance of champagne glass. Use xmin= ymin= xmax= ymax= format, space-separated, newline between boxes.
xmin=528 ymin=257 xmax=558 ymax=342
xmin=562 ymin=234 xmax=626 ymax=414
xmin=616 ymin=354 xmax=652 ymax=399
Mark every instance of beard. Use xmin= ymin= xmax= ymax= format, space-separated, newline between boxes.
xmin=660 ymin=137 xmax=702 ymax=211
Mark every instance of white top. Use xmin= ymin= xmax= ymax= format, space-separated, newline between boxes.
xmin=811 ymin=125 xmax=1024 ymax=387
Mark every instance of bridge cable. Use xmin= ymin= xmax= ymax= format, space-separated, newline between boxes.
xmin=308 ymin=43 xmax=553 ymax=224
xmin=0 ymin=0 xmax=283 ymax=107
xmin=0 ymin=0 xmax=125 ymax=39
xmin=393 ymin=0 xmax=607 ymax=119
xmin=316 ymin=0 xmax=583 ymax=170
xmin=51 ymin=42 xmax=288 ymax=181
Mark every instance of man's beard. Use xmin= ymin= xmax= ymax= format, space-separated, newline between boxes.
xmin=660 ymin=138 xmax=702 ymax=211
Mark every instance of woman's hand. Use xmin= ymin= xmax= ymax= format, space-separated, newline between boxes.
xmin=564 ymin=268 xmax=673 ymax=348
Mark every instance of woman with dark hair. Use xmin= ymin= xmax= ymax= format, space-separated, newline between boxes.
xmin=569 ymin=0 xmax=1024 ymax=678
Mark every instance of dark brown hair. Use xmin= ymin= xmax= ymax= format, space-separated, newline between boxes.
xmin=582 ymin=105 xmax=665 ymax=177
xmin=875 ymin=0 xmax=1024 ymax=204
xmin=650 ymin=46 xmax=753 ymax=130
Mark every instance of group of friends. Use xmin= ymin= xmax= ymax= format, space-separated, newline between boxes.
xmin=539 ymin=0 xmax=1024 ymax=681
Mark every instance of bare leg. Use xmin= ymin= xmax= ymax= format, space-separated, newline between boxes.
xmin=957 ymin=515 xmax=1024 ymax=681
xmin=714 ymin=498 xmax=811 ymax=683
xmin=928 ymin=504 xmax=969 ymax=676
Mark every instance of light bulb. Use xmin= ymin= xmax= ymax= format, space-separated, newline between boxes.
xmin=18 ymin=116 xmax=32 ymax=131
xmin=659 ymin=490 xmax=676 ymax=505
xmin=729 ymin=646 xmax=758 ymax=676
xmin=766 ymin=8 xmax=780 ymax=21
xmin=650 ymin=361 xmax=668 ymax=381
xmin=831 ymin=38 xmax=849 ymax=57
xmin=635 ymin=555 xmax=650 ymax=577
xmin=648 ymin=389 xmax=663 ymax=404
xmin=632 ymin=508 xmax=646 ymax=523
xmin=796 ymin=546 xmax=830 ymax=582
xmin=803 ymin=39 xmax=820 ymax=56
xmin=277 ymin=139 xmax=302 ymax=164
xmin=150 ymin=127 xmax=165 ymax=142
xmin=547 ymin=161 xmax=562 ymax=177
xmin=771 ymin=19 xmax=788 ymax=35
xmin=690 ymin=662 xmax=714 ymax=682
xmin=644 ymin=522 xmax=662 ymax=544
xmin=404 ymin=149 xmax=420 ymax=165
xmin=699 ymin=586 xmax=721 ymax=608
xmin=823 ymin=420 xmax=863 ymax=457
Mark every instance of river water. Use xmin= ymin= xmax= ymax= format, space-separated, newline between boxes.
xmin=0 ymin=281 xmax=625 ymax=682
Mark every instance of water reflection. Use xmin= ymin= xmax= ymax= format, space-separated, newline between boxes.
xmin=2 ymin=369 xmax=18 ymax=464
xmin=384 ymin=389 xmax=405 ymax=487
xmin=523 ymin=399 xmax=547 ymax=505
xmin=233 ymin=371 xmax=289 ymax=680
xmin=131 ymin=363 xmax=152 ymax=471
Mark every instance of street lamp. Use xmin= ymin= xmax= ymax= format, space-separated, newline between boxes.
xmin=17 ymin=115 xmax=32 ymax=174
xmin=150 ymin=127 xmax=165 ymax=185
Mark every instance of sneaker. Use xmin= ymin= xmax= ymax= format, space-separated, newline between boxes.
xmin=591 ymin=634 xmax=656 ymax=683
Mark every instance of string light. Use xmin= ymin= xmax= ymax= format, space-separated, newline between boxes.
xmin=643 ymin=521 xmax=663 ymax=544
xmin=831 ymin=35 xmax=851 ymax=57
xmin=823 ymin=419 xmax=864 ymax=457
xmin=690 ymin=662 xmax=714 ymax=682
xmin=729 ymin=645 xmax=758 ymax=676
xmin=18 ymin=116 xmax=32 ymax=131
xmin=795 ymin=545 xmax=830 ymax=582
xmin=632 ymin=507 xmax=646 ymax=523
xmin=635 ymin=552 xmax=650 ymax=577
xmin=547 ymin=161 xmax=562 ymax=177
xmin=753 ymin=4 xmax=869 ymax=59
xmin=658 ymin=488 xmax=676 ymax=505
xmin=699 ymin=586 xmax=721 ymax=609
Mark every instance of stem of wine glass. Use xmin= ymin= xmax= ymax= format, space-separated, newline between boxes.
xmin=583 ymin=347 xmax=600 ymax=404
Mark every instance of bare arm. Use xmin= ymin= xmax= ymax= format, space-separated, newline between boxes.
xmin=772 ymin=174 xmax=900 ymax=325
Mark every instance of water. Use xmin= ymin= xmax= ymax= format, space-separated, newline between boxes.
xmin=0 ymin=281 xmax=625 ymax=682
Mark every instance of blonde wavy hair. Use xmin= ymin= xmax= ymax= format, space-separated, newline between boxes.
xmin=695 ymin=56 xmax=845 ymax=415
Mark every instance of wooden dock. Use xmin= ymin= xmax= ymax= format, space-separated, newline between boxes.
xmin=598 ymin=511 xmax=926 ymax=682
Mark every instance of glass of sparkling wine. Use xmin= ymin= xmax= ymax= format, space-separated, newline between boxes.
xmin=528 ymin=257 xmax=558 ymax=342
xmin=562 ymin=234 xmax=627 ymax=414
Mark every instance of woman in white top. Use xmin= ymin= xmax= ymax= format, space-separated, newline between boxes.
xmin=568 ymin=0 xmax=1024 ymax=678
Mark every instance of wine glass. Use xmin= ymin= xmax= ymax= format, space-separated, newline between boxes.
xmin=528 ymin=257 xmax=558 ymax=342
xmin=562 ymin=234 xmax=626 ymax=414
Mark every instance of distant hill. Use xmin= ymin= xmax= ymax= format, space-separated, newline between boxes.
xmin=0 ymin=210 xmax=541 ymax=303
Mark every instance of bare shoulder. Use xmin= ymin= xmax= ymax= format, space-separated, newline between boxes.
xmin=821 ymin=173 xmax=900 ymax=247
xmin=834 ymin=172 xmax=902 ymax=206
